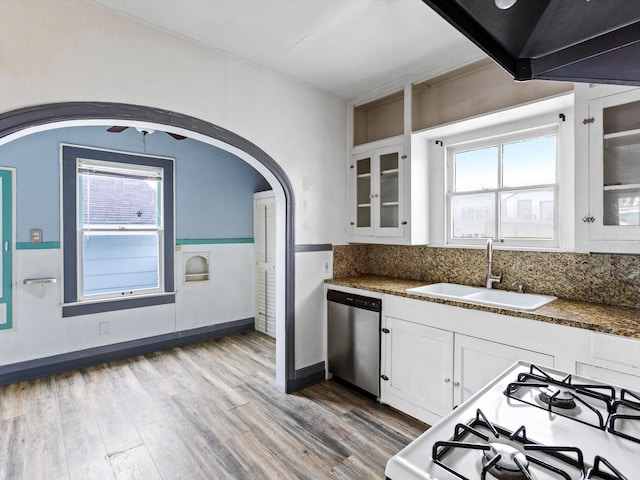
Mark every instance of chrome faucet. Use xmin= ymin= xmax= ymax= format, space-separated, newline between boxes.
xmin=485 ymin=238 xmax=501 ymax=288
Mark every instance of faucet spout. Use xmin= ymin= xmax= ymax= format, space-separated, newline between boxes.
xmin=486 ymin=238 xmax=493 ymax=263
xmin=485 ymin=238 xmax=501 ymax=288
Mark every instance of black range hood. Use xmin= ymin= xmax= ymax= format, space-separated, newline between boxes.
xmin=422 ymin=0 xmax=640 ymax=86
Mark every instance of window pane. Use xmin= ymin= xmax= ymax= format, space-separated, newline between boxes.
xmin=81 ymin=174 xmax=160 ymax=227
xmin=500 ymin=190 xmax=555 ymax=238
xmin=451 ymin=193 xmax=495 ymax=238
xmin=502 ymin=135 xmax=556 ymax=187
xmin=454 ymin=146 xmax=498 ymax=192
xmin=82 ymin=233 xmax=159 ymax=296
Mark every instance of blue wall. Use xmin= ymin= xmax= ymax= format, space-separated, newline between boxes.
xmin=0 ymin=126 xmax=270 ymax=243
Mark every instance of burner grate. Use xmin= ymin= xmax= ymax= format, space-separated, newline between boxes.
xmin=504 ymin=364 xmax=614 ymax=430
xmin=432 ymin=409 xmax=587 ymax=480
xmin=585 ymin=456 xmax=630 ymax=480
xmin=608 ymin=389 xmax=640 ymax=444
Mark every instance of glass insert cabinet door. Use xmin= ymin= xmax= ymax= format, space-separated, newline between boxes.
xmin=355 ymin=155 xmax=372 ymax=229
xmin=603 ymin=100 xmax=640 ymax=226
xmin=351 ymin=144 xmax=404 ymax=237
xmin=379 ymin=151 xmax=400 ymax=229
xmin=588 ymin=88 xmax=640 ymax=241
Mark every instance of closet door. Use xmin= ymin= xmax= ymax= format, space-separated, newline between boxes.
xmin=255 ymin=194 xmax=276 ymax=337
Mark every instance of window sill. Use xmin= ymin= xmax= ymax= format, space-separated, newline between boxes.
xmin=62 ymin=292 xmax=176 ymax=318
xmin=428 ymin=243 xmax=573 ymax=253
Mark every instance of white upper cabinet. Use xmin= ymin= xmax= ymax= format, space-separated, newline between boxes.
xmin=349 ymin=85 xmax=428 ymax=245
xmin=350 ymin=144 xmax=406 ymax=240
xmin=576 ymin=85 xmax=640 ymax=252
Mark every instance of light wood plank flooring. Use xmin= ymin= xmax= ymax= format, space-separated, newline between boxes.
xmin=0 ymin=331 xmax=428 ymax=479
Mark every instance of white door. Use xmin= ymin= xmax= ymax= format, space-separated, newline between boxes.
xmin=382 ymin=316 xmax=454 ymax=416
xmin=375 ymin=145 xmax=405 ymax=237
xmin=453 ymin=334 xmax=554 ymax=405
xmin=254 ymin=193 xmax=276 ymax=337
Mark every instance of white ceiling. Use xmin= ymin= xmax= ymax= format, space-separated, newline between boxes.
xmin=91 ymin=0 xmax=485 ymax=99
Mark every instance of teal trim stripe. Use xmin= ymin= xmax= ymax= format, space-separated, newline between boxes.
xmin=16 ymin=239 xmax=255 ymax=248
xmin=176 ymin=238 xmax=254 ymax=245
xmin=17 ymin=242 xmax=61 ymax=250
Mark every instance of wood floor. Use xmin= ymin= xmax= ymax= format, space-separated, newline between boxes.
xmin=0 ymin=331 xmax=428 ymax=479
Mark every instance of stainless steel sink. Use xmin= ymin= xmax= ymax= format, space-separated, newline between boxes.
xmin=406 ymin=283 xmax=556 ymax=311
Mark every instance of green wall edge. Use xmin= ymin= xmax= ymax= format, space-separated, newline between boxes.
xmin=176 ymin=238 xmax=254 ymax=245
xmin=16 ymin=242 xmax=61 ymax=250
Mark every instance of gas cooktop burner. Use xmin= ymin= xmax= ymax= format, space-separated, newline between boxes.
xmin=504 ymin=364 xmax=614 ymax=429
xmin=386 ymin=363 xmax=638 ymax=480
xmin=431 ymin=408 xmax=630 ymax=480
xmin=538 ymin=386 xmax=577 ymax=409
xmin=482 ymin=443 xmax=529 ymax=479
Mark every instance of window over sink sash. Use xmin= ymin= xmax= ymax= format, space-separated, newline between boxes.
xmin=446 ymin=126 xmax=560 ymax=249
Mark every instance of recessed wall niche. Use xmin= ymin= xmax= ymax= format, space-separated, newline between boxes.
xmin=184 ymin=252 xmax=210 ymax=283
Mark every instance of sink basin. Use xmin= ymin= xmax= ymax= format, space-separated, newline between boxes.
xmin=407 ymin=283 xmax=480 ymax=298
xmin=406 ymin=283 xmax=556 ymax=311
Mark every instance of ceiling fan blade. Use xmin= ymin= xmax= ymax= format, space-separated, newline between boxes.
xmin=167 ymin=132 xmax=187 ymax=140
xmin=107 ymin=126 xmax=129 ymax=133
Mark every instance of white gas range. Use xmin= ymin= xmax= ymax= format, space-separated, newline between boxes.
xmin=385 ymin=361 xmax=640 ymax=480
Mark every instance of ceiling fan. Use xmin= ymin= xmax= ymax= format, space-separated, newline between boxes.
xmin=107 ymin=126 xmax=187 ymax=140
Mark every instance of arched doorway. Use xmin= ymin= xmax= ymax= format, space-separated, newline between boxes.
xmin=0 ymin=102 xmax=296 ymax=391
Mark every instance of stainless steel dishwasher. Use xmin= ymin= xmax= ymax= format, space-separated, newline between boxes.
xmin=327 ymin=289 xmax=381 ymax=398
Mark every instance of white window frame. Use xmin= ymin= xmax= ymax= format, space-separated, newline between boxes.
xmin=423 ymin=102 xmax=575 ymax=251
xmin=446 ymin=125 xmax=560 ymax=249
xmin=76 ymin=158 xmax=165 ymax=301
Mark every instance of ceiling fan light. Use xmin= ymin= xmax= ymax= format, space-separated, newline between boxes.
xmin=495 ymin=0 xmax=517 ymax=9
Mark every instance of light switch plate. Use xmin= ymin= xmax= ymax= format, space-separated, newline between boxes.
xmin=30 ymin=229 xmax=42 ymax=243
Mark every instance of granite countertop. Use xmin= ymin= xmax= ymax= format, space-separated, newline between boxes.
xmin=325 ymin=275 xmax=640 ymax=340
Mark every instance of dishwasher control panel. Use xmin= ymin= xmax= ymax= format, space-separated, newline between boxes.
xmin=327 ymin=290 xmax=382 ymax=312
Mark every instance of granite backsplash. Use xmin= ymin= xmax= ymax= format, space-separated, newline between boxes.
xmin=333 ymin=244 xmax=640 ymax=309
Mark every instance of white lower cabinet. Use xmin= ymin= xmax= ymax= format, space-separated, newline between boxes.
xmin=379 ymin=297 xmax=557 ymax=426
xmin=576 ymin=331 xmax=640 ymax=390
xmin=453 ymin=334 xmax=553 ymax=405
xmin=382 ymin=317 xmax=454 ymax=419
xmin=380 ymin=317 xmax=554 ymax=425
xmin=355 ymin=291 xmax=640 ymax=426
xmin=576 ymin=362 xmax=640 ymax=392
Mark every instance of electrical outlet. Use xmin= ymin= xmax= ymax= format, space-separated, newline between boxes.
xmin=323 ymin=261 xmax=330 ymax=273
xmin=30 ymin=228 xmax=42 ymax=243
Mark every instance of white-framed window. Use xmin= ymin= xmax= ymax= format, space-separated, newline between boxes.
xmin=77 ymin=158 xmax=164 ymax=300
xmin=446 ymin=126 xmax=559 ymax=248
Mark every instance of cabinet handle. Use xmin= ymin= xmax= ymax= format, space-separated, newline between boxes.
xmin=582 ymin=216 xmax=596 ymax=223
xmin=401 ymin=155 xmax=407 ymax=159
xmin=381 ymin=328 xmax=390 ymax=334
xmin=380 ymin=375 xmax=389 ymax=381
xmin=453 ymin=381 xmax=460 ymax=387
xmin=444 ymin=378 xmax=451 ymax=383
xmin=401 ymin=221 xmax=407 ymax=225
xmin=582 ymin=117 xmax=595 ymax=125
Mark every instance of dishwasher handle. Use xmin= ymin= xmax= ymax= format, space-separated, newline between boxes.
xmin=327 ymin=289 xmax=381 ymax=313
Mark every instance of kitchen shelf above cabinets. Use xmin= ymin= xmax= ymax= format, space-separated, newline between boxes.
xmin=353 ymin=90 xmax=404 ymax=147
